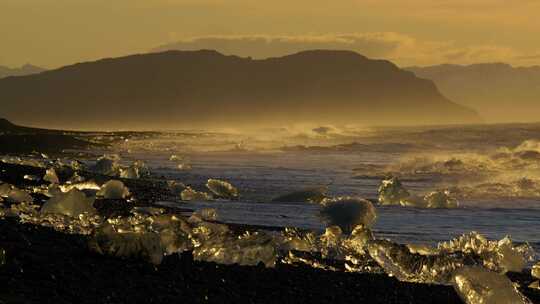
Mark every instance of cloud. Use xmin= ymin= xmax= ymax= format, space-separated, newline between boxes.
xmin=152 ymin=33 xmax=540 ymax=66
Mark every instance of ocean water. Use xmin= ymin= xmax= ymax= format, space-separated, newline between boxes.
xmin=113 ymin=124 xmax=540 ymax=254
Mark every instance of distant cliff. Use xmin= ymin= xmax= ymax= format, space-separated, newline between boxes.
xmin=407 ymin=63 xmax=540 ymax=123
xmin=0 ymin=50 xmax=479 ymax=129
xmin=0 ymin=64 xmax=46 ymax=79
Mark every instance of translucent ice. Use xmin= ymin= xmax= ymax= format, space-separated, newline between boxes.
xmin=92 ymin=156 xmax=120 ymax=176
xmin=97 ymin=180 xmax=131 ymax=199
xmin=319 ymin=196 xmax=376 ymax=234
xmin=424 ymin=189 xmax=459 ymax=208
xmin=452 ymin=266 xmax=532 ymax=304
xmin=437 ymin=232 xmax=533 ymax=274
xmin=41 ymin=189 xmax=97 ymax=217
xmin=43 ymin=168 xmax=60 ymax=184
xmin=532 ymin=262 xmax=540 ymax=279
xmin=180 ymin=187 xmax=212 ymax=201
xmin=192 ymin=231 xmax=277 ymax=267
xmin=90 ymin=223 xmax=163 ymax=265
xmin=205 ymin=179 xmax=239 ymax=200
xmin=378 ymin=177 xmax=410 ymax=205
xmin=367 ymin=239 xmax=477 ymax=284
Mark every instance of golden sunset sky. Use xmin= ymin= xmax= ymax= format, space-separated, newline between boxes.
xmin=2 ymin=0 xmax=540 ymax=68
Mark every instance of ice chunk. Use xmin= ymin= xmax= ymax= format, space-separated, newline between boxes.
xmin=272 ymin=186 xmax=327 ymax=203
xmin=205 ymin=179 xmax=239 ymax=200
xmin=437 ymin=232 xmax=533 ymax=274
xmin=23 ymin=175 xmax=40 ymax=181
xmin=43 ymin=168 xmax=60 ymax=184
xmin=529 ymin=281 xmax=540 ymax=290
xmin=424 ymin=189 xmax=459 ymax=208
xmin=0 ymin=183 xmax=11 ymax=197
xmin=92 ymin=156 xmax=120 ymax=176
xmin=41 ymin=189 xmax=96 ymax=217
xmin=89 ymin=223 xmax=163 ymax=265
xmin=97 ymin=180 xmax=131 ymax=199
xmin=278 ymin=227 xmax=318 ymax=252
xmin=532 ymin=262 xmax=540 ymax=279
xmin=367 ymin=239 xmax=478 ymax=284
xmin=180 ymin=187 xmax=212 ymax=201
xmin=378 ymin=177 xmax=410 ymax=205
xmin=193 ymin=231 xmax=277 ymax=267
xmin=167 ymin=180 xmax=186 ymax=195
xmin=452 ymin=266 xmax=532 ymax=304
xmin=319 ymin=196 xmax=376 ymax=234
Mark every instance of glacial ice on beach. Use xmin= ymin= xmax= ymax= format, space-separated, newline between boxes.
xmin=97 ymin=180 xmax=131 ymax=199
xmin=41 ymin=189 xmax=96 ymax=217
xmin=271 ymin=186 xmax=328 ymax=203
xmin=192 ymin=230 xmax=278 ymax=268
xmin=90 ymin=223 xmax=164 ymax=265
xmin=43 ymin=168 xmax=59 ymax=184
xmin=377 ymin=177 xmax=410 ymax=205
xmin=319 ymin=196 xmax=376 ymax=234
xmin=205 ymin=179 xmax=239 ymax=200
xmin=367 ymin=239 xmax=477 ymax=284
xmin=423 ymin=189 xmax=459 ymax=209
xmin=437 ymin=232 xmax=533 ymax=274
xmin=452 ymin=266 xmax=531 ymax=304
xmin=167 ymin=180 xmax=186 ymax=195
xmin=92 ymin=156 xmax=120 ymax=176
xmin=180 ymin=187 xmax=212 ymax=201
xmin=532 ymin=262 xmax=540 ymax=279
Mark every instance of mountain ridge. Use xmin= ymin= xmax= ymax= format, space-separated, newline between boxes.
xmin=0 ymin=50 xmax=480 ymax=129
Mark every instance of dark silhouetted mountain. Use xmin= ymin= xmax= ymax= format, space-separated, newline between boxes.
xmin=407 ymin=63 xmax=540 ymax=123
xmin=0 ymin=50 xmax=479 ymax=129
xmin=0 ymin=64 xmax=46 ymax=79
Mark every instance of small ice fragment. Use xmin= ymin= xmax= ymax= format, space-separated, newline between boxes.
xmin=97 ymin=180 xmax=131 ymax=199
xmin=41 ymin=188 xmax=96 ymax=217
xmin=43 ymin=168 xmax=60 ymax=184
xmin=529 ymin=281 xmax=540 ymax=290
xmin=180 ymin=187 xmax=212 ymax=201
xmin=167 ymin=180 xmax=186 ymax=195
xmin=205 ymin=179 xmax=238 ymax=200
xmin=119 ymin=166 xmax=139 ymax=179
xmin=424 ymin=189 xmax=459 ymax=208
xmin=271 ymin=186 xmax=328 ymax=203
xmin=399 ymin=195 xmax=428 ymax=208
xmin=532 ymin=262 xmax=540 ymax=279
xmin=24 ymin=175 xmax=40 ymax=181
xmin=378 ymin=177 xmax=410 ymax=205
xmin=0 ymin=183 xmax=12 ymax=197
xmin=452 ymin=266 xmax=532 ymax=304
xmin=92 ymin=156 xmax=120 ymax=176
xmin=319 ymin=196 xmax=376 ymax=234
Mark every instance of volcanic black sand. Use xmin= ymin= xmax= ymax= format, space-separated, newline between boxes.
xmin=1 ymin=132 xmax=540 ymax=303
